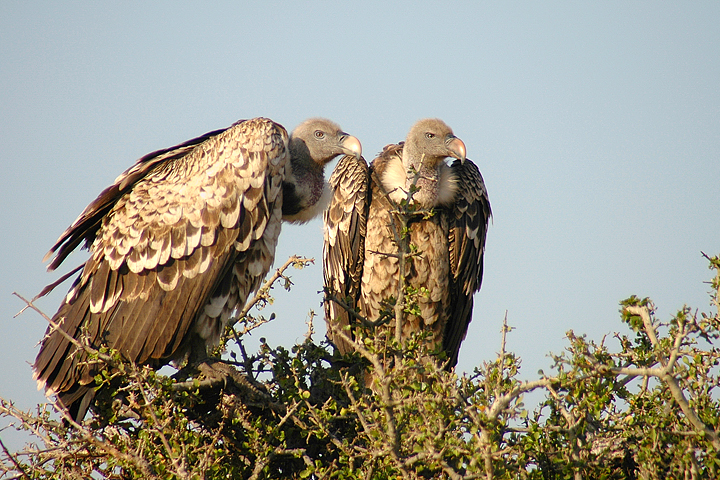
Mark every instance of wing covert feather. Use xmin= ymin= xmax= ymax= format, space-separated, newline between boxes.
xmin=323 ymin=154 xmax=370 ymax=354
xmin=44 ymin=127 xmax=231 ymax=271
xmin=34 ymin=118 xmax=289 ymax=417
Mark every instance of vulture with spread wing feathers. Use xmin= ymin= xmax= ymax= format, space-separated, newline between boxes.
xmin=34 ymin=117 xmax=361 ymax=420
xmin=324 ymin=118 xmax=490 ymax=368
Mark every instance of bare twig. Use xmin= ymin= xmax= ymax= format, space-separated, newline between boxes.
xmin=323 ymin=290 xmax=384 ymax=328
xmin=304 ymin=310 xmax=316 ymax=341
xmin=12 ymin=292 xmax=113 ymax=364
xmin=231 ymin=255 xmax=313 ymax=327
xmin=0 ymin=436 xmax=30 ymax=480
xmin=220 ymin=255 xmax=313 ymax=348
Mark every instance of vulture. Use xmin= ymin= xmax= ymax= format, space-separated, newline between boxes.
xmin=323 ymin=118 xmax=490 ymax=368
xmin=34 ymin=117 xmax=361 ymax=420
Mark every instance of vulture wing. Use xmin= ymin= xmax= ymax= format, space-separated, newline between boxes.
xmin=323 ymin=154 xmax=370 ymax=354
xmin=43 ymin=128 xmax=229 ymax=271
xmin=34 ymin=117 xmax=288 ymax=419
xmin=444 ymin=159 xmax=492 ymax=367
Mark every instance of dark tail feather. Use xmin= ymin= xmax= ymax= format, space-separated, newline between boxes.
xmin=34 ymin=283 xmax=98 ymax=422
xmin=57 ymin=384 xmax=95 ymax=423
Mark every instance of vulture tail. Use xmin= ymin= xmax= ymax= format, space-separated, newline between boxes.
xmin=33 ymin=280 xmax=99 ymax=422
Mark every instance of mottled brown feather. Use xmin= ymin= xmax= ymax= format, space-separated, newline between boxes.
xmin=34 ymin=118 xmax=289 ymax=420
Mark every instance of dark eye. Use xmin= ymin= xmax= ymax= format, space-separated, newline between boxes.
xmin=425 ymin=132 xmax=435 ymax=139
xmin=314 ymin=130 xmax=325 ymax=139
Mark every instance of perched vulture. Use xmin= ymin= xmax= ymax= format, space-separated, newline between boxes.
xmin=324 ymin=118 xmax=490 ymax=368
xmin=34 ymin=117 xmax=361 ymax=420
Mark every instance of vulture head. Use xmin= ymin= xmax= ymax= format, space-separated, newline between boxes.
xmin=283 ymin=118 xmax=362 ymax=222
xmin=289 ymin=118 xmax=362 ymax=168
xmin=402 ymin=118 xmax=466 ymax=170
xmin=384 ymin=118 xmax=465 ymax=207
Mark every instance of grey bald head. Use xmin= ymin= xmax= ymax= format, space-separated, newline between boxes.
xmin=403 ymin=118 xmax=466 ymax=169
xmin=289 ymin=118 xmax=362 ymax=168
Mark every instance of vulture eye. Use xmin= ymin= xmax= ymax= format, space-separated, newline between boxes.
xmin=314 ymin=130 xmax=326 ymax=139
xmin=425 ymin=132 xmax=435 ymax=139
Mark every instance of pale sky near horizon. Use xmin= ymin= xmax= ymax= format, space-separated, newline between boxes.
xmin=1 ymin=1 xmax=719 ymax=450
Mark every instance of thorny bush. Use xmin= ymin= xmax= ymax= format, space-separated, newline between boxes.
xmin=2 ymin=254 xmax=720 ymax=479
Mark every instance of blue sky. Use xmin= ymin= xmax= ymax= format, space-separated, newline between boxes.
xmin=1 ymin=1 xmax=719 ymax=446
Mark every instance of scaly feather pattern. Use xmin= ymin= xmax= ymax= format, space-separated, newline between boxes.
xmin=323 ymin=154 xmax=370 ymax=353
xmin=34 ymin=118 xmax=288 ymax=419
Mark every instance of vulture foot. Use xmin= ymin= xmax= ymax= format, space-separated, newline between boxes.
xmin=173 ymin=359 xmax=270 ymax=403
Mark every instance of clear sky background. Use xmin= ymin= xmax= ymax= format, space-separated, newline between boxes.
xmin=1 ymin=1 xmax=719 ymax=448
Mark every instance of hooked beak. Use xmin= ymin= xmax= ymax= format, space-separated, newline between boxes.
xmin=447 ymin=136 xmax=466 ymax=163
xmin=339 ymin=133 xmax=362 ymax=159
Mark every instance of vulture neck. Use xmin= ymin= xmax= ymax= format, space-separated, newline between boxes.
xmin=383 ymin=147 xmax=457 ymax=208
xmin=282 ymin=143 xmax=330 ymax=223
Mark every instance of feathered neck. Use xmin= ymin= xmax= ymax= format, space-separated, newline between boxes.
xmin=282 ymin=146 xmax=329 ymax=224
xmin=382 ymin=146 xmax=458 ymax=208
